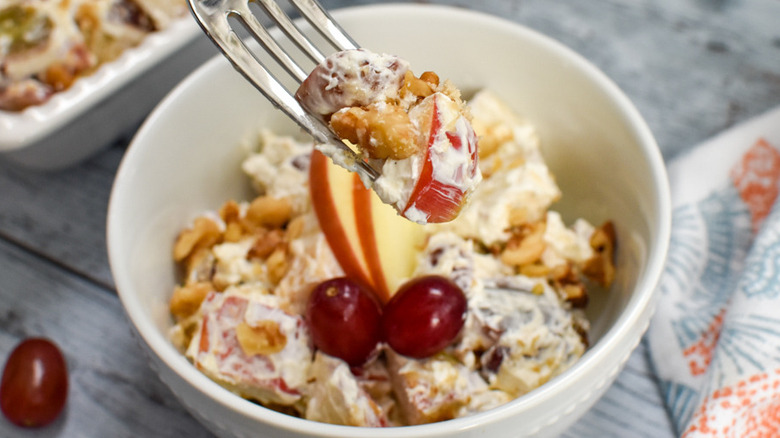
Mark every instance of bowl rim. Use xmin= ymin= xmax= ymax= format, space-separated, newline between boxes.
xmin=0 ymin=16 xmax=201 ymax=152
xmin=108 ymin=3 xmax=672 ymax=436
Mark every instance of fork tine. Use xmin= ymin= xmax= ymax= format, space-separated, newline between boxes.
xmin=255 ymin=0 xmax=326 ymax=64
xmin=232 ymin=2 xmax=309 ymax=82
xmin=188 ymin=0 xmax=379 ymax=182
xmin=289 ymin=0 xmax=359 ymax=51
xmin=190 ymin=0 xmax=326 ymax=137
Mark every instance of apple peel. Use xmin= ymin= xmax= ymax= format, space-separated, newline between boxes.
xmin=310 ymin=149 xmax=425 ymax=303
xmin=401 ymin=93 xmax=480 ymax=224
xmin=309 ymin=150 xmax=374 ymax=290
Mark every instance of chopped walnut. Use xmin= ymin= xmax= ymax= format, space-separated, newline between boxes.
xmin=501 ymin=221 xmax=546 ymax=267
xmin=219 ymin=200 xmax=242 ymax=223
xmin=518 ymin=262 xmax=550 ymax=278
xmin=549 ymin=263 xmax=574 ymax=282
xmin=181 ymin=247 xmax=216 ymax=285
xmin=266 ymin=246 xmax=289 ymax=285
xmin=560 ymin=283 xmax=588 ymax=308
xmin=285 ymin=215 xmax=306 ymax=241
xmin=173 ymin=217 xmax=221 ymax=262
xmin=401 ymin=70 xmax=439 ymax=100
xmin=330 ymin=104 xmax=420 ymax=160
xmin=582 ymin=221 xmax=617 ymax=287
xmin=220 ymin=200 xmax=246 ymax=242
xmin=169 ymin=281 xmax=213 ymax=321
xmin=235 ymin=320 xmax=287 ymax=356
xmin=248 ymin=229 xmax=286 ymax=260
xmin=246 ymin=195 xmax=293 ymax=229
xmin=551 ymin=263 xmax=588 ymax=308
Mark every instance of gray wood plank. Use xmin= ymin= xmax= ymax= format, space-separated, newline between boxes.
xmin=0 ymin=238 xmax=213 ymax=438
xmin=501 ymin=0 xmax=780 ymax=161
xmin=0 ymin=141 xmax=126 ymax=289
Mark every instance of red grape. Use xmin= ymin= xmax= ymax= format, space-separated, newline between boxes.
xmin=382 ymin=275 xmax=467 ymax=358
xmin=306 ymin=277 xmax=382 ymax=366
xmin=1 ymin=338 xmax=68 ymax=428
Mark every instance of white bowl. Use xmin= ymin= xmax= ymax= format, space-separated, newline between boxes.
xmin=108 ymin=4 xmax=671 ymax=437
xmin=0 ymin=17 xmax=214 ymax=170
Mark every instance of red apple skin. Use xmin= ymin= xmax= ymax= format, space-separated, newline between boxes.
xmin=403 ymin=94 xmax=479 ymax=224
xmin=353 ymin=178 xmax=392 ymax=303
xmin=309 ymin=150 xmax=374 ymax=290
xmin=310 ymin=150 xmax=424 ymax=304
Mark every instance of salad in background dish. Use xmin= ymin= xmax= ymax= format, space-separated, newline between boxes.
xmin=167 ymin=90 xmax=616 ymax=426
xmin=0 ymin=0 xmax=186 ymax=111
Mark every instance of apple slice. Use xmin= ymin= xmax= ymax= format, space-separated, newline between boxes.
xmin=356 ymin=176 xmax=426 ymax=302
xmin=310 ymin=150 xmax=425 ymax=302
xmin=402 ymin=93 xmax=480 ymax=224
xmin=309 ymin=150 xmax=373 ymax=290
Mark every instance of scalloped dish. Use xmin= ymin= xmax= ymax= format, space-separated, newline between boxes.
xmin=0 ymin=0 xmax=203 ymax=168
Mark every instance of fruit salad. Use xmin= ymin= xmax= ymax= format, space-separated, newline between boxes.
xmin=168 ymin=90 xmax=616 ymax=426
xmin=0 ymin=0 xmax=186 ymax=111
xmin=296 ymin=49 xmax=481 ymax=225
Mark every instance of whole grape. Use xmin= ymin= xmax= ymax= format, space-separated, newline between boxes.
xmin=1 ymin=338 xmax=68 ymax=428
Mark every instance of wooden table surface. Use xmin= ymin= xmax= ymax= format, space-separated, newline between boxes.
xmin=1 ymin=0 xmax=778 ymax=437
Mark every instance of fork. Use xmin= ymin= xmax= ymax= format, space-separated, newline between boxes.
xmin=187 ymin=0 xmax=380 ymax=182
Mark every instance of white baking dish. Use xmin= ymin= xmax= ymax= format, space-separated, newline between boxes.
xmin=0 ymin=16 xmax=216 ymax=170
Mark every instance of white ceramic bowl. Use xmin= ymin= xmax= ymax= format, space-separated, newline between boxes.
xmin=0 ymin=17 xmax=215 ymax=170
xmin=108 ymin=4 xmax=671 ymax=438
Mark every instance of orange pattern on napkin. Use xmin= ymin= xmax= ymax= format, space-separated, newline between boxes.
xmin=683 ymin=309 xmax=725 ymax=376
xmin=683 ymin=369 xmax=780 ymax=437
xmin=730 ymin=138 xmax=780 ymax=232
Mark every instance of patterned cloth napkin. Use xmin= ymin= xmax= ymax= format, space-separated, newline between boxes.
xmin=647 ymin=105 xmax=780 ymax=437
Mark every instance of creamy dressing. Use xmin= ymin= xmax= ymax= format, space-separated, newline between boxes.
xmin=306 ymin=352 xmax=387 ymax=426
xmin=171 ymin=93 xmax=604 ymax=427
xmin=434 ymin=91 xmax=561 ymax=244
xmin=301 ymin=49 xmax=409 ymax=116
xmin=186 ymin=291 xmax=312 ymax=406
xmin=242 ymin=130 xmax=312 ymax=215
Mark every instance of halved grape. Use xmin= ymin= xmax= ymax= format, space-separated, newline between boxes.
xmin=306 ymin=277 xmax=383 ymax=366
xmin=382 ymin=275 xmax=467 ymax=358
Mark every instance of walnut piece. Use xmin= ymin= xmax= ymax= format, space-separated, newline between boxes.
xmin=173 ymin=217 xmax=221 ymax=262
xmin=246 ymin=195 xmax=293 ymax=229
xmin=582 ymin=221 xmax=617 ymax=287
xmin=266 ymin=247 xmax=289 ymax=285
xmin=501 ymin=222 xmax=546 ymax=267
xmin=248 ymin=228 xmax=286 ymax=260
xmin=330 ymin=104 xmax=420 ymax=160
xmin=169 ymin=281 xmax=213 ymax=321
xmin=235 ymin=320 xmax=287 ymax=356
xmin=401 ymin=70 xmax=439 ymax=100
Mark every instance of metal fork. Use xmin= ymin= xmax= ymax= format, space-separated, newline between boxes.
xmin=188 ymin=0 xmax=380 ymax=182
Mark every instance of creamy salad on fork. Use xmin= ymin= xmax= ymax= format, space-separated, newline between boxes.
xmin=296 ymin=49 xmax=481 ymax=225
